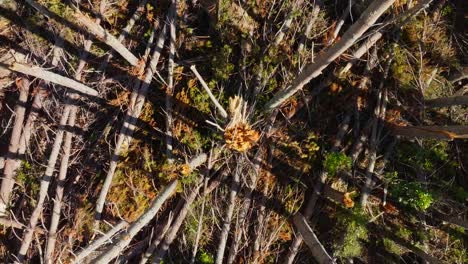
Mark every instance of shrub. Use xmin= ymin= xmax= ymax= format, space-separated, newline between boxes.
xmin=324 ymin=152 xmax=351 ymax=176
xmin=390 ymin=181 xmax=434 ymax=211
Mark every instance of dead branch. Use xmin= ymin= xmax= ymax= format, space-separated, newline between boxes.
xmin=149 ymin=153 xmax=208 ymax=263
xmin=190 ymin=65 xmax=228 ymax=119
xmin=297 ymin=1 xmax=322 ymax=53
xmin=284 ymin=114 xmax=351 ymax=264
xmin=165 ymin=1 xmax=177 ymax=164
xmin=139 ymin=214 xmax=173 ymax=264
xmin=226 ymin=148 xmax=265 ymax=264
xmin=17 ymin=105 xmax=72 ymax=262
xmin=98 ymin=0 xmax=148 ymax=73
xmin=215 ymin=164 xmax=241 ymax=264
xmin=274 ymin=0 xmax=305 ymax=46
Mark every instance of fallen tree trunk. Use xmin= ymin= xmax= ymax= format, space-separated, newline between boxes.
xmin=74 ymin=13 xmax=139 ymax=66
xmin=424 ymin=95 xmax=468 ymax=107
xmin=292 ymin=214 xmax=336 ymax=264
xmin=93 ymin=180 xmax=178 ymax=263
xmin=391 ymin=125 xmax=468 ymax=139
xmin=0 ymin=78 xmax=29 ymax=215
xmin=1 ymin=62 xmax=98 ymax=97
xmin=264 ymin=0 xmax=397 ymax=110
xmin=72 ymin=220 xmax=129 ymax=264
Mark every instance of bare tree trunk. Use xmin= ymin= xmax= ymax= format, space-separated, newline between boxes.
xmin=264 ymin=0 xmax=397 ymax=111
xmin=0 ymin=78 xmax=29 ymax=215
xmin=424 ymin=95 xmax=468 ymax=107
xmin=2 ymin=63 xmax=98 ymax=97
xmin=292 ymin=214 xmax=336 ymax=264
xmin=17 ymin=105 xmax=71 ymax=262
xmin=93 ymin=180 xmax=178 ymax=264
xmin=165 ymin=0 xmax=177 ymax=164
xmin=190 ymin=65 xmax=228 ymax=119
xmin=74 ymin=13 xmax=139 ymax=66
xmin=72 ymin=220 xmax=129 ymax=264
xmin=215 ymin=164 xmax=241 ymax=264
xmin=392 ymin=126 xmax=468 ymax=139
xmin=98 ymin=0 xmax=148 ymax=74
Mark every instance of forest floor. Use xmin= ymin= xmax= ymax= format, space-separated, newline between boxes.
xmin=0 ymin=0 xmax=467 ymax=263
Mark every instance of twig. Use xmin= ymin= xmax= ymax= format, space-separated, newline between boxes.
xmin=190 ymin=65 xmax=228 ymax=119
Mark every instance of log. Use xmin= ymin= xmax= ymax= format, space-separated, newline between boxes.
xmin=424 ymin=95 xmax=468 ymax=107
xmin=392 ymin=126 xmax=468 ymax=139
xmin=93 ymin=180 xmax=178 ymax=263
xmin=264 ymin=0 xmax=397 ymax=110
xmin=2 ymin=62 xmax=98 ymax=97
xmin=75 ymin=13 xmax=139 ymax=66
xmin=292 ymin=214 xmax=336 ymax=264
